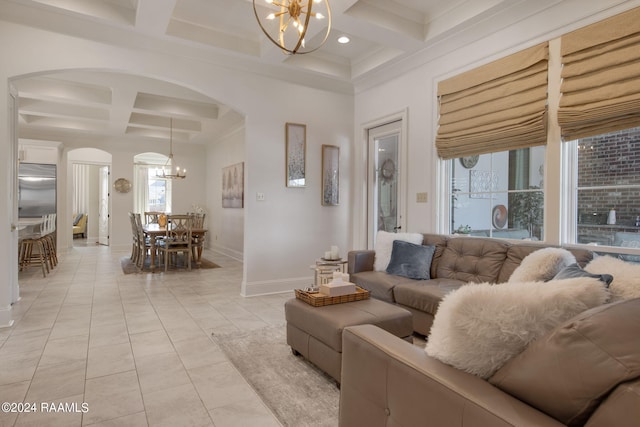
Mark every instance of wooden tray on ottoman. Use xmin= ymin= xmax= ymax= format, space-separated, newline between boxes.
xmin=295 ymin=286 xmax=370 ymax=307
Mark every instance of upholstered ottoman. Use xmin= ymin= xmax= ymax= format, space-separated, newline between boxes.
xmin=285 ymin=297 xmax=413 ymax=383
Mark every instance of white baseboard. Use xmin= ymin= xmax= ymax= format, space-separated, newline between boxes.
xmin=0 ymin=305 xmax=14 ymax=328
xmin=210 ymin=244 xmax=243 ymax=262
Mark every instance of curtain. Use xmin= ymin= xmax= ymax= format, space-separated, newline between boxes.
xmin=164 ymin=176 xmax=172 ymax=213
xmin=435 ymin=42 xmax=549 ymax=159
xmin=72 ymin=163 xmax=90 ymax=214
xmin=133 ymin=164 xmax=149 ymax=215
xmin=558 ymin=7 xmax=640 ymax=141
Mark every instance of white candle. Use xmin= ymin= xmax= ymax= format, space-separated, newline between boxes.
xmin=330 ymin=246 xmax=339 ymax=259
xmin=325 ymin=251 xmax=332 ymax=259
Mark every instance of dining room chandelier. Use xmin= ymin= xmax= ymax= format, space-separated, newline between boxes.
xmin=253 ymin=0 xmax=331 ymax=55
xmin=157 ymin=118 xmax=186 ymax=180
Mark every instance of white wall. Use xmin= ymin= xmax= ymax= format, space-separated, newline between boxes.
xmin=242 ymin=90 xmax=353 ymax=295
xmin=352 ymin=0 xmax=640 ymax=249
xmin=206 ymin=125 xmax=245 ymax=261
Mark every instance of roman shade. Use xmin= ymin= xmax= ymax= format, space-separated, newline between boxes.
xmin=435 ymin=43 xmax=549 ymax=159
xmin=559 ymin=7 xmax=640 ymax=141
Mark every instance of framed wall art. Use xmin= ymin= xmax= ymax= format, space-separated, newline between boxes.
xmin=286 ymin=122 xmax=306 ymax=187
xmin=321 ymin=144 xmax=339 ymax=206
xmin=222 ymin=162 xmax=244 ymax=208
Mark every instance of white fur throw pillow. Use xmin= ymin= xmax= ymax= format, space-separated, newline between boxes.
xmin=425 ymin=278 xmax=609 ymax=379
xmin=373 ymin=230 xmax=424 ymax=272
xmin=508 ymin=247 xmax=576 ymax=283
xmin=585 ymin=255 xmax=640 ymax=302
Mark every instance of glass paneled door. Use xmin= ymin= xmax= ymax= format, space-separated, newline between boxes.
xmin=368 ymin=121 xmax=403 ymax=246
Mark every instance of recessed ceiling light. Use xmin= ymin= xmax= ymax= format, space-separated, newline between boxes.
xmin=337 ymin=36 xmax=350 ymax=44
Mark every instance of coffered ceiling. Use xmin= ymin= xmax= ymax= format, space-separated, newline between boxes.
xmin=13 ymin=70 xmax=245 ymax=146
xmin=1 ymin=0 xmax=538 ymax=146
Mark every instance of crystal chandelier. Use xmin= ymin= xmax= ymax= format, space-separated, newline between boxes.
xmin=253 ymin=0 xmax=331 ymax=54
xmin=157 ymin=118 xmax=186 ymax=180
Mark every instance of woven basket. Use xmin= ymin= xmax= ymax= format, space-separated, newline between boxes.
xmin=295 ymin=286 xmax=370 ymax=307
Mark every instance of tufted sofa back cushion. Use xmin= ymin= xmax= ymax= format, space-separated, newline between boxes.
xmin=436 ymin=237 xmax=509 ymax=284
xmin=422 ymin=234 xmax=450 ymax=280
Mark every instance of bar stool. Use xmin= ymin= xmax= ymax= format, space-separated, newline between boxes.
xmin=18 ymin=217 xmax=50 ymax=277
xmin=41 ymin=213 xmax=57 ymax=269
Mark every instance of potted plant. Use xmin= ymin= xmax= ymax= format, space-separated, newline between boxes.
xmin=509 ymin=186 xmax=543 ymax=239
xmin=454 ymin=225 xmax=472 ymax=234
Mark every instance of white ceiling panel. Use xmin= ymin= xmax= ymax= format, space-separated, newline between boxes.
xmin=32 ymin=0 xmax=137 ymax=25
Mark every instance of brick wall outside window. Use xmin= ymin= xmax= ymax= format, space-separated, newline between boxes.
xmin=576 ymin=126 xmax=640 ymax=246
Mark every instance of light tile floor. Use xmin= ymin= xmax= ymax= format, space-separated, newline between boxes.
xmin=1 ymin=243 xmax=291 ymax=426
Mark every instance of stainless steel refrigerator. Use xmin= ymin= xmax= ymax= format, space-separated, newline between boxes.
xmin=18 ymin=163 xmax=57 ymax=218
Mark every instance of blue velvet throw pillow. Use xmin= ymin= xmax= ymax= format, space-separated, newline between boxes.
xmin=386 ymin=240 xmax=436 ymax=280
xmin=553 ymin=263 xmax=613 ymax=287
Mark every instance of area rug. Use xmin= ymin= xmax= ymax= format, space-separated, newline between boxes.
xmin=213 ymin=325 xmax=340 ymax=427
xmin=120 ymin=256 xmax=220 ymax=274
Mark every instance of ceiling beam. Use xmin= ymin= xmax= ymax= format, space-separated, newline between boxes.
xmin=135 ymin=0 xmax=177 ymax=35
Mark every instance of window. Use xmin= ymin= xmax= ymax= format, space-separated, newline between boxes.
xmin=147 ymin=169 xmax=170 ymax=212
xmin=568 ymin=126 xmax=640 ymax=256
xmin=438 ymin=6 xmax=640 ymax=251
xmin=450 ymin=146 xmax=545 ymax=240
xmin=133 ymin=154 xmax=172 ymax=214
xmin=557 ymin=6 xmax=640 ymax=259
xmin=436 ymin=42 xmax=549 ymax=242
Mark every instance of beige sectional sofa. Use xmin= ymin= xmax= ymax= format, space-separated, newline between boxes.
xmin=348 ymin=233 xmax=593 ymax=336
xmin=340 ymin=297 xmax=640 ymax=427
xmin=341 ymin=234 xmax=640 ymax=426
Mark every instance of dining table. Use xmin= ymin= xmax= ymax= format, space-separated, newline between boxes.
xmin=142 ymin=223 xmax=208 ymax=272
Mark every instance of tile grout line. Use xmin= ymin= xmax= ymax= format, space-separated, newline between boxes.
xmin=117 ymin=273 xmax=151 ymax=427
xmin=143 ymin=272 xmax=221 ymax=426
xmin=80 ymin=251 xmax=97 ymax=427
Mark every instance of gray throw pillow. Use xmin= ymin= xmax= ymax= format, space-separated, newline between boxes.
xmin=553 ymin=263 xmax=613 ymax=287
xmin=386 ymin=240 xmax=435 ymax=280
xmin=73 ymin=213 xmax=83 ymax=226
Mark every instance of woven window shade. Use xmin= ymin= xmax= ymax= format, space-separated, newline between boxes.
xmin=559 ymin=7 xmax=640 ymax=141
xmin=435 ymin=43 xmax=549 ymax=159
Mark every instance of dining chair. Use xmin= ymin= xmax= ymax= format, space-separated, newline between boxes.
xmin=133 ymin=213 xmax=152 ymax=269
xmin=144 ymin=211 xmax=163 ymax=225
xmin=157 ymin=214 xmax=193 ymax=272
xmin=189 ymin=213 xmax=206 ymax=264
xmin=128 ymin=212 xmax=139 ymax=264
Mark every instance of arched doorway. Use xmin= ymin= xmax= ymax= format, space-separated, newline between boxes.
xmin=68 ymin=148 xmax=113 ymax=247
xmin=11 ymin=69 xmax=245 ymax=257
